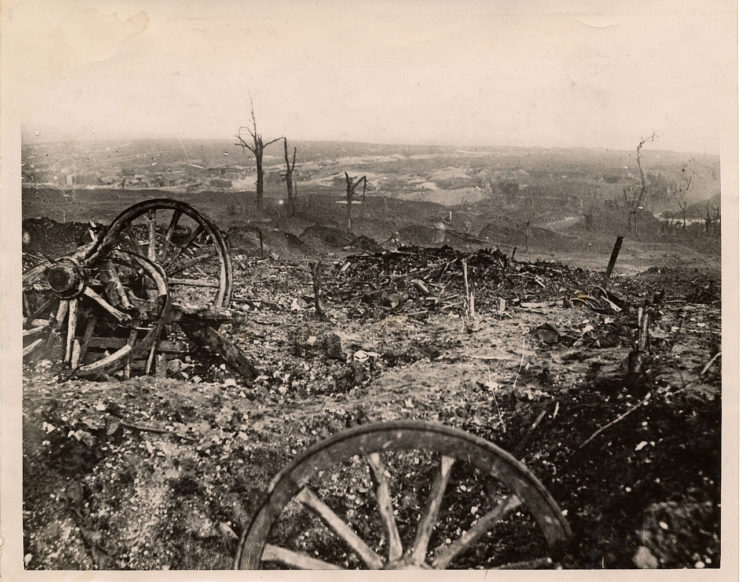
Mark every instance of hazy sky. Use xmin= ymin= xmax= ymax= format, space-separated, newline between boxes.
xmin=3 ymin=0 xmax=736 ymax=153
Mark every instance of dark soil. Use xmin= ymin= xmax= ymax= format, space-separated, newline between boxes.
xmin=21 ymin=203 xmax=722 ymax=571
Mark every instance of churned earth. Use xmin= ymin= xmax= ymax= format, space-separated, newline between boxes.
xmin=21 ymin=210 xmax=722 ymax=570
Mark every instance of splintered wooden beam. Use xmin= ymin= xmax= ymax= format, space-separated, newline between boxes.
xmin=180 ymin=324 xmax=257 ymax=379
xmin=86 ymin=337 xmax=190 ymax=354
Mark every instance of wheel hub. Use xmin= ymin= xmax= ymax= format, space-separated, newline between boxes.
xmin=46 ymin=258 xmax=86 ymax=299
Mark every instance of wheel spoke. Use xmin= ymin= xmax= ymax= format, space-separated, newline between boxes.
xmin=296 ymin=487 xmax=384 ymax=569
xmin=64 ymin=299 xmax=78 ymax=363
xmin=53 ymin=300 xmax=69 ymax=330
xmin=124 ymin=225 xmax=142 ymax=253
xmin=106 ymin=260 xmax=132 ymax=309
xmin=144 ymin=341 xmax=157 ymax=375
xmin=82 ymin=287 xmax=131 ymax=323
xmin=410 ymin=455 xmax=455 ymax=564
xmin=165 ymin=224 xmax=204 ymax=269
xmin=123 ymin=328 xmax=138 ymax=379
xmin=157 ymin=209 xmax=183 ymax=263
xmin=22 ymin=261 xmax=52 ymax=286
xmin=262 ymin=544 xmax=344 ymax=570
xmin=23 ymin=337 xmax=45 ymax=356
xmin=366 ymin=452 xmax=403 ymax=561
xmin=24 ymin=296 xmax=56 ymax=324
xmin=24 ymin=324 xmax=51 ymax=339
xmin=70 ymin=338 xmax=82 ymax=369
xmin=77 ymin=317 xmax=97 ymax=365
xmin=166 ymin=251 xmax=217 ymax=277
xmin=147 ymin=209 xmax=157 ymax=261
xmin=431 ymin=494 xmax=522 ymax=569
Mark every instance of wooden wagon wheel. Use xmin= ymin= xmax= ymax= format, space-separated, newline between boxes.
xmin=235 ymin=421 xmax=572 ymax=570
xmin=89 ymin=199 xmax=232 ymax=308
xmin=23 ymin=250 xmax=169 ymax=378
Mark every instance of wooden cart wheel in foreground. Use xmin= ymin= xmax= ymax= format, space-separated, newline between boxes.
xmin=235 ymin=421 xmax=572 ymax=570
xmin=23 ymin=250 xmax=169 ymax=378
xmin=90 ymin=198 xmax=233 ymax=308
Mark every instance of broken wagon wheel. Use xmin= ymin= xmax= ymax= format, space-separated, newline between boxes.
xmin=235 ymin=421 xmax=572 ymax=570
xmin=23 ymin=250 xmax=169 ymax=378
xmin=89 ymin=198 xmax=232 ymax=308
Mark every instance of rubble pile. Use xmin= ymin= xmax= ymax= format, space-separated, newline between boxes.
xmin=328 ymin=246 xmax=625 ymax=318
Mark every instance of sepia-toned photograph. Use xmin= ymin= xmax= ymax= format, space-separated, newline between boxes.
xmin=1 ymin=0 xmax=737 ymax=577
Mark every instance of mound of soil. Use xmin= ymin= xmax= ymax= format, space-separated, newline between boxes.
xmin=227 ymin=225 xmax=310 ymax=259
xmin=22 ymin=217 xmax=92 ymax=258
xmin=299 ymin=225 xmax=355 ymax=249
xmin=398 ymin=224 xmax=446 ymax=246
xmin=479 ymin=221 xmax=580 ymax=252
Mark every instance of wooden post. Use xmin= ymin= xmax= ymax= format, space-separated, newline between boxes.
xmin=310 ymin=261 xmax=326 ymax=319
xmin=604 ymin=235 xmax=624 ymax=282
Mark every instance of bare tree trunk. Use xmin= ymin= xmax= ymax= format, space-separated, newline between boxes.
xmin=255 ymin=155 xmax=265 ymax=212
xmin=284 ymin=138 xmax=297 ymax=216
xmin=633 ymin=132 xmax=656 ymax=215
xmin=344 ymin=172 xmax=367 ymax=233
xmin=235 ymin=97 xmax=282 ymax=213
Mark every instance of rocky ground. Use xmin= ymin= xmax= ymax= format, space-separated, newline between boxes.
xmin=22 ymin=216 xmax=722 ymax=570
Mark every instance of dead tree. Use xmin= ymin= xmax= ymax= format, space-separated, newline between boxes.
xmin=630 ymin=132 xmax=657 ymax=232
xmin=674 ymin=171 xmax=692 ymax=228
xmin=344 ymin=172 xmax=367 ymax=233
xmin=283 ymin=138 xmax=298 ymax=216
xmin=235 ymin=98 xmax=283 ymax=212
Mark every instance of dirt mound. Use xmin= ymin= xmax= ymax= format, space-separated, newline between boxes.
xmin=22 ymin=217 xmax=92 ymax=259
xmin=300 ymin=225 xmax=355 ymax=248
xmin=480 ymin=220 xmax=580 ymax=252
xmin=398 ymin=224 xmax=445 ymax=246
xmin=347 ymin=234 xmax=383 ymax=253
xmin=227 ymin=224 xmax=310 ymax=258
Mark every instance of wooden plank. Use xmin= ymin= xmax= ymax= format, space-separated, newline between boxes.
xmin=64 ymin=299 xmax=78 ymax=363
xmin=87 ymin=337 xmax=190 ymax=354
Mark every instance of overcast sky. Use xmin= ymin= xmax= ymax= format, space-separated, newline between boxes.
xmin=4 ymin=0 xmax=736 ymax=153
